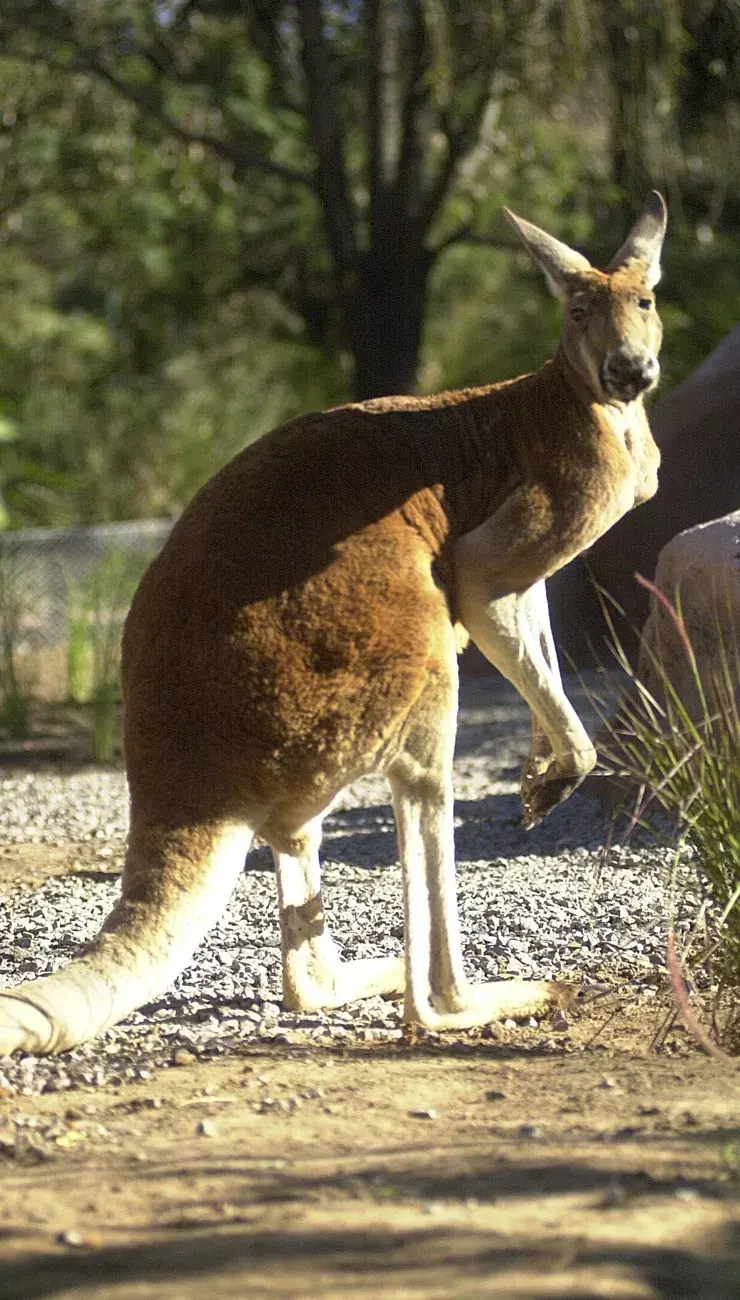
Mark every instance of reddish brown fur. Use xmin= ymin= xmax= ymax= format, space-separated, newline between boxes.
xmin=0 ymin=199 xmax=669 ymax=1056
xmin=122 ymin=327 xmax=657 ymax=845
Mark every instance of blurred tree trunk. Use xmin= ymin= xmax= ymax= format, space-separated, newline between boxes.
xmin=291 ymin=0 xmax=511 ymax=397
xmin=350 ymin=251 xmax=432 ymax=399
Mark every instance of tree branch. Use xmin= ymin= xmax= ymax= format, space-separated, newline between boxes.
xmin=419 ymin=73 xmax=498 ymax=235
xmin=1 ymin=42 xmax=314 ymax=188
xmin=242 ymin=0 xmax=289 ymax=94
xmin=134 ymin=35 xmax=201 ymax=88
xmin=171 ymin=0 xmax=201 ymax=32
xmin=430 ymin=224 xmax=513 ymax=256
xmin=295 ymin=0 xmax=357 ymax=270
xmin=366 ymin=0 xmax=401 ymax=243
xmin=395 ymin=0 xmax=432 ymax=224
xmin=88 ymin=57 xmax=314 ymax=186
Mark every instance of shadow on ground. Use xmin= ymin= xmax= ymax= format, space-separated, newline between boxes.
xmin=315 ymin=790 xmax=614 ymax=869
xmin=5 ymin=1125 xmax=740 ymax=1299
xmin=4 ymin=1221 xmax=739 ymax=1300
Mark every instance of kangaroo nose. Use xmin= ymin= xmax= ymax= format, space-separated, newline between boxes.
xmin=601 ymin=349 xmax=659 ymax=399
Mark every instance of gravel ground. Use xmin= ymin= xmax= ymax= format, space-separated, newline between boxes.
xmin=0 ymin=674 xmax=697 ymax=1096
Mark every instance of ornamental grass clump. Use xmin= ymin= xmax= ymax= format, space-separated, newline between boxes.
xmin=67 ymin=548 xmax=150 ymax=763
xmin=596 ymin=574 xmax=740 ymax=988
xmin=0 ymin=551 xmax=35 ymax=739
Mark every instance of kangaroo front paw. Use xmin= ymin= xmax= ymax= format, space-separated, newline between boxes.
xmin=520 ymin=748 xmax=596 ymax=828
xmin=521 ymin=772 xmax=584 ymax=827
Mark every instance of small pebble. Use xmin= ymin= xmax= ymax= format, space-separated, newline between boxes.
xmin=58 ymin=1229 xmax=104 ymax=1249
xmin=409 ymin=1108 xmax=438 ymax=1120
xmin=196 ymin=1118 xmax=218 ymax=1138
xmin=172 ymin=1050 xmax=197 ymax=1067
xmin=259 ymin=1003 xmax=281 ymax=1019
xmin=598 ymin=1180 xmax=628 ymax=1208
xmin=550 ymin=1011 xmax=571 ymax=1030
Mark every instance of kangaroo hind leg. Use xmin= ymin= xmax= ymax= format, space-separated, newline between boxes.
xmin=389 ymin=639 xmax=570 ymax=1030
xmin=270 ymin=815 xmax=404 ymax=1011
xmin=0 ymin=817 xmax=254 ymax=1054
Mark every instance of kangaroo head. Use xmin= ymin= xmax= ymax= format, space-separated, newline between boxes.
xmin=504 ymin=192 xmax=667 ymax=406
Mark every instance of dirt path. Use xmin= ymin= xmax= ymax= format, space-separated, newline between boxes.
xmin=2 ymin=826 xmax=740 ymax=1299
xmin=1 ymin=995 xmax=740 ymax=1295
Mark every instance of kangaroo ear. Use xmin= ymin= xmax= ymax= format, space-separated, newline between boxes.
xmin=606 ymin=191 xmax=667 ymax=288
xmin=503 ymin=208 xmax=592 ymax=298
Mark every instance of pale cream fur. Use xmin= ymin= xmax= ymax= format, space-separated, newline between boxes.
xmin=0 ymin=194 xmax=667 ymax=1051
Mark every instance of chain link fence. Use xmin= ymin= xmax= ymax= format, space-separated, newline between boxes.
xmin=0 ymin=520 xmax=174 ymax=703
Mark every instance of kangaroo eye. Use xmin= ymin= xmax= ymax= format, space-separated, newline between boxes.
xmin=638 ymin=297 xmax=653 ymax=310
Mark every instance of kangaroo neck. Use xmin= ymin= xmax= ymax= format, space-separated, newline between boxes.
xmin=552 ymin=343 xmax=646 ymax=425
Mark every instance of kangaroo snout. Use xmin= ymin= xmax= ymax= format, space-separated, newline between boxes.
xmin=601 ymin=348 xmax=659 ymax=401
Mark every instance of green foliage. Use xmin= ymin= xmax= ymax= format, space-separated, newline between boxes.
xmin=0 ymin=555 xmax=34 ymax=738
xmin=597 ymin=583 xmax=740 ymax=986
xmin=0 ymin=49 xmax=344 ymax=526
xmin=722 ymin=1139 xmax=740 ymax=1180
xmin=657 ymin=230 xmax=740 ymax=393
xmin=66 ymin=547 xmax=152 ymax=762
xmin=66 ymin=606 xmax=91 ymax=705
xmin=422 ymin=108 xmax=589 ymax=389
xmin=0 ymin=3 xmax=738 ymax=521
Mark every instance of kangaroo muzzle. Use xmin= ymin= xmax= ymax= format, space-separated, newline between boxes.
xmin=600 ymin=348 xmax=659 ymax=402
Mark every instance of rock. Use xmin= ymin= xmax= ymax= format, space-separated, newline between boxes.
xmin=638 ymin=512 xmax=740 ymax=720
xmin=172 ymin=1049 xmax=197 ymax=1067
xmin=409 ymin=1108 xmax=438 ymax=1120
xmin=597 ymin=1179 xmax=628 ymax=1208
xmin=550 ymin=1010 xmax=571 ymax=1031
xmin=588 ymin=510 xmax=740 ymax=811
xmin=518 ymin=1123 xmax=542 ymax=1138
xmin=58 ymin=1229 xmax=104 ymax=1249
xmin=258 ymin=1002 xmax=281 ymax=1019
xmin=196 ymin=1118 xmax=218 ymax=1138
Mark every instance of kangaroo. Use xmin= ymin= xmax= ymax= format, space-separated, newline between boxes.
xmin=0 ymin=194 xmax=666 ymax=1053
